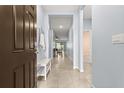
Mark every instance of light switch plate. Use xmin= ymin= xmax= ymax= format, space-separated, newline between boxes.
xmin=112 ymin=33 xmax=124 ymax=44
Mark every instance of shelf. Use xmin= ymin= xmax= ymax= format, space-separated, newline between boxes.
xmin=37 ymin=58 xmax=51 ymax=80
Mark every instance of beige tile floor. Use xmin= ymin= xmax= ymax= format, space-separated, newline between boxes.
xmin=37 ymin=55 xmax=91 ymax=88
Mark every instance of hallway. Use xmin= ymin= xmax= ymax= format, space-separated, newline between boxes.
xmin=0 ymin=5 xmax=124 ymax=88
xmin=37 ymin=55 xmax=91 ymax=88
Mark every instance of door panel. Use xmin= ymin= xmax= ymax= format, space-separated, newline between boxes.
xmin=0 ymin=5 xmax=14 ymax=88
xmin=24 ymin=63 xmax=30 ymax=88
xmin=13 ymin=6 xmax=24 ymax=50
xmin=13 ymin=65 xmax=24 ymax=88
xmin=0 ymin=5 xmax=36 ymax=88
xmin=25 ymin=11 xmax=30 ymax=49
xmin=29 ymin=15 xmax=34 ymax=49
xmin=29 ymin=61 xmax=34 ymax=88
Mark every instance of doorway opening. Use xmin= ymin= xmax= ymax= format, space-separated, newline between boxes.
xmin=83 ymin=5 xmax=92 ymax=86
xmin=49 ymin=15 xmax=73 ymax=61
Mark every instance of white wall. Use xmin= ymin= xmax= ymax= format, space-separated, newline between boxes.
xmin=92 ymin=5 xmax=124 ymax=88
xmin=73 ymin=10 xmax=80 ymax=69
xmin=78 ymin=8 xmax=84 ymax=72
xmin=37 ymin=5 xmax=50 ymax=63
xmin=44 ymin=12 xmax=50 ymax=58
xmin=66 ymin=26 xmax=73 ymax=61
xmin=83 ymin=19 xmax=92 ymax=31
xmin=37 ymin=6 xmax=46 ymax=62
xmin=49 ymin=29 xmax=54 ymax=58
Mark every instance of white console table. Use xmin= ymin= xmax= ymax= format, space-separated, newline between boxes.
xmin=37 ymin=58 xmax=51 ymax=80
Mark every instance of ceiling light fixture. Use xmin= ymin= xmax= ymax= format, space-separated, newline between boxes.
xmin=59 ymin=25 xmax=63 ymax=29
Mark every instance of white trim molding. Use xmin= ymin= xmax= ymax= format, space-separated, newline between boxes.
xmin=90 ymin=83 xmax=96 ymax=88
xmin=73 ymin=66 xmax=79 ymax=69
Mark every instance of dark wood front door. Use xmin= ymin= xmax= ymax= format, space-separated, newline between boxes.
xmin=0 ymin=5 xmax=37 ymax=88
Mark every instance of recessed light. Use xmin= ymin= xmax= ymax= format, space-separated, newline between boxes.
xmin=59 ymin=25 xmax=63 ymax=29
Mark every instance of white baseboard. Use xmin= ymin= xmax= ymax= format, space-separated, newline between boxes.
xmin=90 ymin=83 xmax=96 ymax=88
xmin=73 ymin=66 xmax=78 ymax=69
xmin=66 ymin=55 xmax=84 ymax=73
xmin=73 ymin=66 xmax=84 ymax=73
xmin=80 ymin=69 xmax=84 ymax=72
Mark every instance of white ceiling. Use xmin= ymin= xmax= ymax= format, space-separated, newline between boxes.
xmin=49 ymin=15 xmax=73 ymax=40
xmin=42 ymin=5 xmax=91 ymax=19
xmin=42 ymin=5 xmax=79 ymax=13
xmin=83 ymin=5 xmax=92 ymax=19
xmin=43 ymin=5 xmax=91 ymax=41
xmin=42 ymin=5 xmax=78 ymax=41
